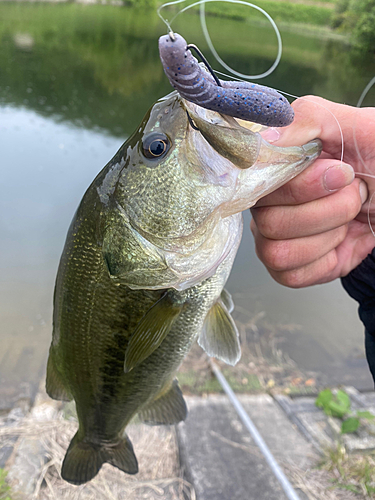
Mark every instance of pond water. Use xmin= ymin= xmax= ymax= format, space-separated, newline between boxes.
xmin=1 ymin=2 xmax=375 ymax=407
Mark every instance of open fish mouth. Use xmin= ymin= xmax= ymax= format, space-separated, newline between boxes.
xmin=183 ymin=97 xmax=322 ymax=181
xmin=181 ymin=97 xmax=322 ymax=219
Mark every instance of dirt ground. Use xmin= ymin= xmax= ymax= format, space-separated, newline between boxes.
xmin=179 ymin=300 xmax=321 ymax=398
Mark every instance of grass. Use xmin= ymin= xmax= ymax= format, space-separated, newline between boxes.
xmin=0 ymin=469 xmax=13 ymax=500
xmin=178 ymin=294 xmax=324 ymax=397
xmin=178 ymin=367 xmax=262 ymax=395
xmin=0 ymin=404 xmax=196 ymax=500
xmin=320 ymin=443 xmax=375 ymax=497
xmin=167 ymin=0 xmax=334 ymax=27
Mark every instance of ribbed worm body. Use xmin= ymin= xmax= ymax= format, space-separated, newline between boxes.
xmin=158 ymin=32 xmax=294 ymax=127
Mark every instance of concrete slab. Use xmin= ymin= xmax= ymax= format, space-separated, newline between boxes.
xmin=275 ymin=387 xmax=375 ymax=453
xmin=178 ymin=395 xmax=317 ymax=500
xmin=238 ymin=394 xmax=318 ymax=469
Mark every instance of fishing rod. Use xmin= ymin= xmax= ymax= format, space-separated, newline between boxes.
xmin=209 ymin=359 xmax=301 ymax=500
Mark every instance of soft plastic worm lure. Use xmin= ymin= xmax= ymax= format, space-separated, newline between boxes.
xmin=158 ymin=32 xmax=294 ymax=127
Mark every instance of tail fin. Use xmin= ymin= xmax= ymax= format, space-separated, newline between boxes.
xmin=61 ymin=432 xmax=138 ymax=485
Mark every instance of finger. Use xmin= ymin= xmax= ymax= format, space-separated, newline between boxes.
xmin=267 ymin=250 xmax=340 ymax=288
xmin=251 ymin=223 xmax=348 ymax=272
xmin=356 ymin=174 xmax=375 ymax=218
xmin=255 ymin=159 xmax=354 ymax=207
xmin=261 ymin=96 xmax=361 ymax=159
xmin=251 ymin=179 xmax=364 ymax=240
xmin=335 ymin=219 xmax=375 ymax=275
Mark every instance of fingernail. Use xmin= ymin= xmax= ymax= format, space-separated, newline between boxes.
xmin=323 ymin=163 xmax=355 ymax=192
xmin=359 ymin=180 xmax=368 ymax=204
xmin=262 ymin=127 xmax=281 ymax=143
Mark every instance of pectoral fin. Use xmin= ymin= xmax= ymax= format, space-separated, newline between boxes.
xmin=198 ymin=299 xmax=241 ymax=366
xmin=124 ymin=294 xmax=183 ymax=373
xmin=221 ymin=288 xmax=234 ymax=313
xmin=138 ymin=379 xmax=187 ymax=425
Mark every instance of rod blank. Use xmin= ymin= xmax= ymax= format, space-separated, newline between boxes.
xmin=210 ymin=359 xmax=301 ymax=500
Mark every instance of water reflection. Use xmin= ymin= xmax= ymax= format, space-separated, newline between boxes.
xmin=0 ymin=3 xmax=374 ymax=406
xmin=0 ymin=106 xmax=122 ymax=407
xmin=1 ymin=4 xmax=374 ymax=135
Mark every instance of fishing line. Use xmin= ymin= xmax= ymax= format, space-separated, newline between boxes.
xmin=354 ymin=178 xmax=375 ymax=239
xmin=211 ymin=68 xmax=346 ymax=165
xmin=158 ymin=0 xmax=282 ymax=79
xmin=357 ymin=76 xmax=375 ymax=108
xmin=353 ymin=76 xmax=375 ymax=238
xmin=353 ymin=76 xmax=375 ymax=173
xmin=157 ymin=0 xmax=344 ymax=162
xmin=157 ymin=0 xmax=345 ymax=166
xmin=368 ymin=191 xmax=375 ymax=239
xmin=282 ymin=91 xmax=345 ymax=166
xmin=199 ymin=1 xmax=282 ymax=79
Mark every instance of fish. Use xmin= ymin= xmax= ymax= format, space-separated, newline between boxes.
xmin=46 ymin=90 xmax=322 ymax=485
xmin=158 ymin=32 xmax=294 ymax=127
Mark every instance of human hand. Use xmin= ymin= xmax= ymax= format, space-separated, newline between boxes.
xmin=250 ymin=96 xmax=375 ymax=287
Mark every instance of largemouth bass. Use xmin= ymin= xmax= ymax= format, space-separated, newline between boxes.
xmin=46 ymin=91 xmax=321 ymax=485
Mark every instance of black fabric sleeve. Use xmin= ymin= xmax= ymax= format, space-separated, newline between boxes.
xmin=341 ymin=248 xmax=375 ymax=385
xmin=365 ymin=330 xmax=375 ymax=385
xmin=341 ymin=248 xmax=375 ymax=337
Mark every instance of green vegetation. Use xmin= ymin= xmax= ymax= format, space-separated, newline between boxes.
xmin=0 ymin=3 xmax=168 ymax=136
xmin=321 ymin=444 xmax=375 ymax=496
xmin=333 ymin=0 xmax=375 ymax=53
xmin=0 ymin=469 xmax=12 ymax=500
xmin=315 ymin=388 xmax=375 ymax=434
xmin=0 ymin=1 xmax=374 ymax=137
xmin=315 ymin=390 xmax=375 ymax=495
xmin=161 ymin=0 xmax=375 ymax=54
xmin=201 ymin=0 xmax=334 ymax=27
xmin=178 ymin=369 xmax=262 ymax=395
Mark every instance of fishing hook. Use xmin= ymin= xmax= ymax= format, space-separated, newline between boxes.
xmin=186 ymin=110 xmax=200 ymax=130
xmin=186 ymin=43 xmax=222 ymax=87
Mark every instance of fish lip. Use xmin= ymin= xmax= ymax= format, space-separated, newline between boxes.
xmin=182 ymin=98 xmax=241 ymax=130
xmin=183 ymin=98 xmax=263 ymax=171
xmin=302 ymin=138 xmax=323 ymax=159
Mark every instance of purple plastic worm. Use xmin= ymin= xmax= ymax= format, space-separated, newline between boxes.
xmin=158 ymin=32 xmax=294 ymax=127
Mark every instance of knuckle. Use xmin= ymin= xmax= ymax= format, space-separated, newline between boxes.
xmin=293 ymin=95 xmax=325 ymax=113
xmin=343 ymin=190 xmax=362 ymax=222
xmin=261 ymin=240 xmax=293 ymax=271
xmin=275 ymin=251 xmax=338 ymax=289
xmin=335 ymin=224 xmax=348 ymax=245
xmin=279 ymin=268 xmax=308 ymax=289
xmin=252 ymin=207 xmax=283 ymax=239
xmin=281 ymin=182 xmax=301 ymax=206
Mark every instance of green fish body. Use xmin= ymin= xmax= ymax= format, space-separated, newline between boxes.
xmin=47 ymin=92 xmax=321 ymax=484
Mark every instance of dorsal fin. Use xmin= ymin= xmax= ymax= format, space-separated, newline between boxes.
xmin=124 ymin=294 xmax=184 ymax=373
xmin=198 ymin=299 xmax=241 ymax=366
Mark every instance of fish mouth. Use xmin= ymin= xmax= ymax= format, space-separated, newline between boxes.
xmin=182 ymin=97 xmax=322 ymax=215
xmin=183 ymin=98 xmax=322 ymax=175
xmin=183 ymin=99 xmax=264 ymax=170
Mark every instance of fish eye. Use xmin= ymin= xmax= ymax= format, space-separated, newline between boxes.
xmin=142 ymin=133 xmax=170 ymax=160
